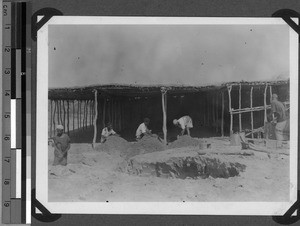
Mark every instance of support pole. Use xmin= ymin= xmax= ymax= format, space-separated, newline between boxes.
xmin=72 ymin=101 xmax=75 ymax=131
xmin=161 ymin=87 xmax=167 ymax=146
xmin=50 ymin=100 xmax=53 ymax=137
xmin=216 ymin=93 xmax=219 ymax=133
xmin=269 ymin=85 xmax=272 ymax=103
xmin=93 ymin=90 xmax=98 ymax=148
xmin=227 ymin=85 xmax=233 ymax=134
xmin=56 ymin=100 xmax=60 ymax=125
xmin=77 ymin=100 xmax=79 ymax=130
xmin=103 ymin=99 xmax=106 ymax=128
xmin=250 ymin=87 xmax=254 ymax=139
xmin=60 ymin=100 xmax=63 ymax=126
xmin=79 ymin=100 xmax=82 ymax=129
xmin=221 ymin=91 xmax=224 ymax=137
xmin=264 ymin=84 xmax=268 ymax=123
xmin=63 ymin=100 xmax=66 ymax=131
xmin=53 ymin=100 xmax=56 ymax=136
xmin=239 ymin=84 xmax=242 ymax=132
xmin=67 ymin=101 xmax=70 ymax=135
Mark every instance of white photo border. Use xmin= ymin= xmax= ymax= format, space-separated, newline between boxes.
xmin=36 ymin=16 xmax=298 ymax=215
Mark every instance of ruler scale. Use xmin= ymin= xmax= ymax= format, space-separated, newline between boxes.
xmin=2 ymin=1 xmax=30 ymax=224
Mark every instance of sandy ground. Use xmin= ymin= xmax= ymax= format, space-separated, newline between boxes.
xmin=48 ymin=137 xmax=289 ymax=202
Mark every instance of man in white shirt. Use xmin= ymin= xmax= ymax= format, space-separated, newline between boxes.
xmin=173 ymin=115 xmax=193 ymax=136
xmin=101 ymin=122 xmax=117 ymax=143
xmin=136 ymin=118 xmax=151 ymax=140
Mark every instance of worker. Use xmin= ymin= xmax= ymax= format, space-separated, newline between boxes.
xmin=270 ymin=94 xmax=287 ymax=141
xmin=136 ymin=118 xmax=152 ymax=140
xmin=101 ymin=122 xmax=118 ymax=143
xmin=173 ymin=115 xmax=193 ymax=136
xmin=52 ymin=125 xmax=71 ymax=166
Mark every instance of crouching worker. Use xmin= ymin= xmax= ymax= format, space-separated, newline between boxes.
xmin=101 ymin=122 xmax=118 ymax=143
xmin=136 ymin=118 xmax=152 ymax=140
xmin=173 ymin=115 xmax=193 ymax=136
xmin=52 ymin=125 xmax=71 ymax=166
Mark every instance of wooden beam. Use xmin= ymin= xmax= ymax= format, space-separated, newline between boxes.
xmin=250 ymin=87 xmax=254 ymax=139
xmin=161 ymin=87 xmax=167 ymax=146
xmin=239 ymin=83 xmax=242 ymax=132
xmin=93 ymin=90 xmax=98 ymax=148
xmin=227 ymin=85 xmax=233 ymax=134
xmin=221 ymin=91 xmax=224 ymax=137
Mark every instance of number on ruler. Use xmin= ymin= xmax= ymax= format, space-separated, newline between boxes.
xmin=4 ymin=113 xmax=10 ymax=118
xmin=4 ymin=180 xmax=10 ymax=185
xmin=4 ymin=135 xmax=10 ymax=141
xmin=4 ymin=157 xmax=10 ymax=163
xmin=4 ymin=202 xmax=10 ymax=208
xmin=5 ymin=91 xmax=10 ymax=96
xmin=4 ymin=68 xmax=11 ymax=75
xmin=3 ymin=4 xmax=8 ymax=16
xmin=4 ymin=47 xmax=10 ymax=52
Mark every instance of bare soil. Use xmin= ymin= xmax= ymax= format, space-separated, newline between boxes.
xmin=48 ymin=137 xmax=289 ymax=202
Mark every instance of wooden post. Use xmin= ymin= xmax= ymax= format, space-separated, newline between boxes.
xmin=93 ymin=90 xmax=98 ymax=148
xmin=63 ymin=100 xmax=66 ymax=131
xmin=239 ymin=83 xmax=242 ymax=132
xmin=103 ymin=99 xmax=106 ymax=127
xmin=72 ymin=101 xmax=75 ymax=131
xmin=221 ymin=91 xmax=224 ymax=137
xmin=79 ymin=100 xmax=82 ymax=129
xmin=161 ymin=87 xmax=167 ymax=146
xmin=53 ymin=100 xmax=56 ymax=136
xmin=216 ymin=93 xmax=219 ymax=133
xmin=67 ymin=100 xmax=70 ymax=134
xmin=77 ymin=100 xmax=79 ymax=130
xmin=264 ymin=84 xmax=268 ymax=123
xmin=83 ymin=100 xmax=86 ymax=129
xmin=212 ymin=93 xmax=215 ymax=126
xmin=56 ymin=100 xmax=60 ymax=125
xmin=50 ymin=100 xmax=53 ymax=137
xmin=227 ymin=85 xmax=233 ymax=134
xmin=60 ymin=100 xmax=63 ymax=126
xmin=250 ymin=87 xmax=254 ymax=139
xmin=269 ymin=85 xmax=272 ymax=103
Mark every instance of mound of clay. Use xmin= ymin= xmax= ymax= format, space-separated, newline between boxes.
xmin=169 ymin=135 xmax=202 ymax=149
xmin=95 ymin=136 xmax=129 ymax=156
xmin=124 ymin=135 xmax=164 ymax=159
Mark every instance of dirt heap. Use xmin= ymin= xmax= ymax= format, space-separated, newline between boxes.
xmin=123 ymin=135 xmax=164 ymax=159
xmin=168 ymin=135 xmax=202 ymax=149
xmin=121 ymin=148 xmax=246 ymax=179
xmin=95 ymin=136 xmax=130 ymax=156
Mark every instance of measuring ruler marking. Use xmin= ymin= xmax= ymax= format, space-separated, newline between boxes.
xmin=2 ymin=1 xmax=12 ymax=224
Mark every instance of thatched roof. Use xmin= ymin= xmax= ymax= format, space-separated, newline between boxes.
xmin=48 ymin=79 xmax=289 ymax=100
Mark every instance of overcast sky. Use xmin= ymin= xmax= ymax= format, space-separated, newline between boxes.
xmin=48 ymin=24 xmax=290 ymax=88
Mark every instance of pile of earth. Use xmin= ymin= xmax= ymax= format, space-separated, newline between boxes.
xmin=123 ymin=135 xmax=165 ymax=159
xmin=168 ymin=135 xmax=202 ymax=149
xmin=95 ymin=136 xmax=130 ymax=156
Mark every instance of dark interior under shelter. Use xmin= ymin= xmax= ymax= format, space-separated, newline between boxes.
xmin=48 ymin=80 xmax=289 ymax=144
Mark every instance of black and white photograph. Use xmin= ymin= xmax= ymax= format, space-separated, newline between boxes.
xmin=36 ymin=17 xmax=298 ymax=215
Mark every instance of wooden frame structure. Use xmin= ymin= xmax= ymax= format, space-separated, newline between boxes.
xmin=48 ymin=79 xmax=289 ymax=145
